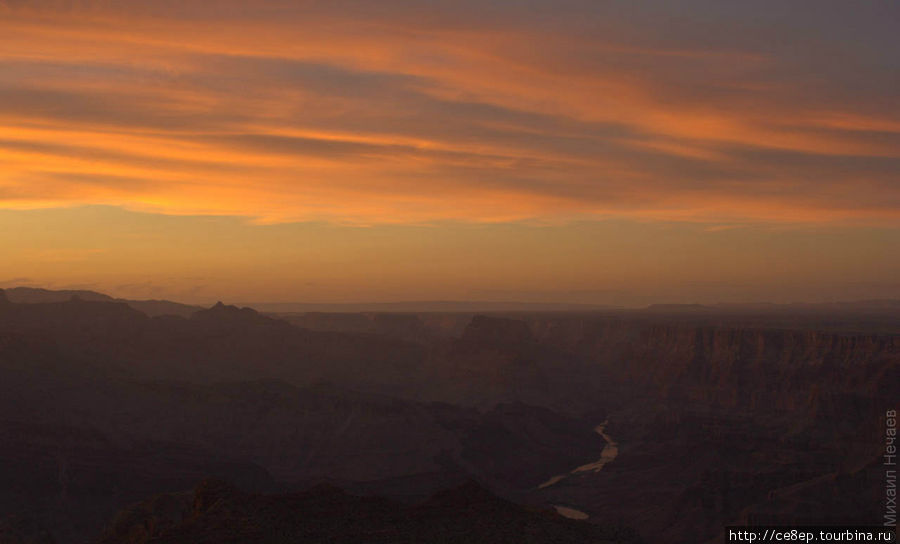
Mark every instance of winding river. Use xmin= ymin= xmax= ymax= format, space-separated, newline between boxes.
xmin=539 ymin=419 xmax=619 ymax=520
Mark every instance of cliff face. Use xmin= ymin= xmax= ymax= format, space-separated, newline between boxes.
xmin=521 ymin=316 xmax=898 ymax=413
xmin=425 ymin=315 xmax=897 ymax=438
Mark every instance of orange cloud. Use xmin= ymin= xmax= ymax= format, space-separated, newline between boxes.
xmin=0 ymin=1 xmax=898 ymax=226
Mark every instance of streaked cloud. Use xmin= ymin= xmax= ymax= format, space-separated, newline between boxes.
xmin=0 ymin=0 xmax=898 ymax=225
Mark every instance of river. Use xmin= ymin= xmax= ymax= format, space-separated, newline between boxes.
xmin=539 ymin=419 xmax=619 ymax=520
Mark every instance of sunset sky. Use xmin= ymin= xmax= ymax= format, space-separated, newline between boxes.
xmin=1 ymin=1 xmax=898 ymax=305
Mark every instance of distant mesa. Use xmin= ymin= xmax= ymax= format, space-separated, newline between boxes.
xmin=4 ymin=286 xmax=114 ymax=303
xmin=2 ymin=286 xmax=201 ymax=318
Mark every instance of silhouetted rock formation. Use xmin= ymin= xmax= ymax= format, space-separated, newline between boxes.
xmin=4 ymin=287 xmax=114 ymax=304
xmin=3 ymin=287 xmax=200 ymax=318
xmin=0 ymin=296 xmax=424 ymax=390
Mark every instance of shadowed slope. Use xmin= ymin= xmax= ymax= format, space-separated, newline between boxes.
xmin=98 ymin=479 xmax=644 ymax=544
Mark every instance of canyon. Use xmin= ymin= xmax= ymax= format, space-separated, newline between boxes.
xmin=0 ymin=289 xmax=896 ymax=543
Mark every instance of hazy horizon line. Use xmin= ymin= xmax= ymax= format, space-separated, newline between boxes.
xmin=4 ymin=285 xmax=900 ymax=313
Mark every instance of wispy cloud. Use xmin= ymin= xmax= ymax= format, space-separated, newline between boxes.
xmin=0 ymin=1 xmax=897 ymax=225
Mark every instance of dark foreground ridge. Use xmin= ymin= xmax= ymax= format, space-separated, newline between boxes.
xmin=98 ymin=479 xmax=644 ymax=544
